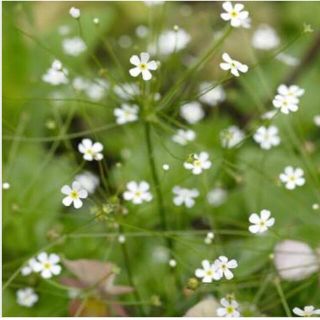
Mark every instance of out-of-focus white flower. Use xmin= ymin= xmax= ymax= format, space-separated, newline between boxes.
xmin=272 ymin=94 xmax=299 ymax=114
xmin=220 ymin=53 xmax=248 ymax=77
xmin=144 ymin=0 xmax=165 ymax=6
xmin=123 ymin=181 xmax=153 ymax=205
xmin=172 ymin=186 xmax=199 ymax=208
xmin=261 ymin=110 xmax=277 ymax=120
xmin=85 ymin=79 xmax=109 ymax=101
xmin=21 ymin=258 xmax=38 ymax=276
xmin=277 ymin=84 xmax=305 ymax=100
xmin=93 ymin=17 xmax=99 ymax=25
xmin=58 ymin=25 xmax=70 ymax=36
xmin=135 ymin=25 xmax=149 ymax=38
xmin=61 ymin=181 xmax=88 ymax=209
xmin=152 ymin=246 xmax=169 ymax=263
xmin=215 ymin=256 xmax=238 ymax=280
xmin=42 ymin=60 xmax=68 ymax=85
xmin=220 ymin=126 xmax=245 ymax=148
xmin=72 ymin=76 xmax=89 ymax=91
xmin=2 ymin=182 xmax=10 ymax=190
xmin=217 ymin=297 xmax=240 ymax=317
xmin=62 ymin=37 xmax=87 ymax=56
xmin=252 ymin=24 xmax=280 ymax=50
xmin=172 ymin=129 xmax=196 ymax=146
xmin=129 ymin=52 xmax=158 ymax=81
xmin=253 ymin=126 xmax=281 ymax=150
xmin=118 ymin=35 xmax=132 ymax=48
xmin=276 ymin=53 xmax=300 ymax=66
xmin=114 ymin=83 xmax=139 ymax=101
xmin=162 ymin=164 xmax=170 ymax=171
xmin=16 ymin=288 xmax=38 ymax=307
xmin=204 ymin=231 xmax=215 ymax=244
xmin=184 ymin=152 xmax=212 ymax=175
xmin=199 ymin=82 xmax=226 ymax=107
xmin=169 ymin=259 xmax=177 ymax=268
xmin=279 ymin=166 xmax=305 ymax=190
xmin=313 ymin=115 xmax=320 ymax=127
xmin=114 ymin=104 xmax=139 ymax=125
xmin=207 ymin=188 xmax=227 ymax=207
xmin=75 ymin=171 xmax=99 ymax=194
xmin=249 ymin=209 xmax=275 ymax=234
xmin=118 ymin=234 xmax=126 ymax=244
xmin=195 ymin=260 xmax=221 ymax=283
xmin=220 ymin=2 xmax=249 ymax=28
xmin=312 ymin=203 xmax=319 ymax=210
xmin=293 ymin=306 xmax=320 ymax=317
xmin=180 ymin=102 xmax=204 ymax=124
xmin=78 ymin=138 xmax=104 ymax=161
xmin=150 ymin=29 xmax=191 ymax=56
xmin=69 ymin=7 xmax=80 ymax=19
xmin=274 ymin=240 xmax=319 ymax=281
xmin=32 ymin=252 xmax=62 ymax=279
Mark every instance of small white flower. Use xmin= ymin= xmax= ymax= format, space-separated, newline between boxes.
xmin=277 ymin=84 xmax=305 ymax=99
xmin=279 ymin=166 xmax=305 ymax=190
xmin=42 ymin=60 xmax=68 ymax=85
xmin=61 ymin=181 xmax=88 ymax=209
xmin=123 ymin=181 xmax=153 ymax=205
xmin=2 ymin=182 xmax=10 ymax=190
xmin=172 ymin=129 xmax=196 ymax=146
xmin=180 ymin=102 xmax=205 ymax=124
xmin=249 ymin=209 xmax=275 ymax=234
xmin=274 ymin=240 xmax=319 ymax=281
xmin=215 ymin=256 xmax=238 ymax=280
xmin=21 ymin=258 xmax=38 ymax=276
xmin=85 ymin=79 xmax=109 ymax=101
xmin=293 ymin=306 xmax=320 ymax=317
xmin=261 ymin=110 xmax=277 ymax=120
xmin=162 ymin=164 xmax=170 ymax=171
xmin=72 ymin=76 xmax=89 ymax=91
xmin=62 ymin=37 xmax=86 ymax=56
xmin=313 ymin=115 xmax=320 ymax=127
xmin=118 ymin=234 xmax=126 ymax=244
xmin=78 ymin=138 xmax=104 ymax=161
xmin=252 ymin=24 xmax=280 ymax=50
xmin=220 ymin=126 xmax=245 ymax=148
xmin=195 ymin=260 xmax=221 ymax=283
xmin=312 ymin=203 xmax=319 ymax=210
xmin=172 ymin=186 xmax=199 ymax=208
xmin=207 ymin=188 xmax=227 ymax=207
xmin=16 ymin=288 xmax=38 ymax=307
xmin=220 ymin=2 xmax=249 ymax=28
xmin=199 ymin=82 xmax=226 ymax=107
xmin=58 ymin=25 xmax=70 ymax=36
xmin=69 ymin=7 xmax=80 ymax=19
xmin=114 ymin=83 xmax=139 ymax=101
xmin=74 ymin=171 xmax=99 ymax=194
xmin=32 ymin=252 xmax=62 ymax=279
xmin=93 ymin=17 xmax=99 ymax=25
xmin=184 ymin=152 xmax=212 ymax=175
xmin=272 ymin=94 xmax=299 ymax=114
xmin=220 ymin=53 xmax=248 ymax=77
xmin=114 ymin=104 xmax=139 ymax=125
xmin=253 ymin=126 xmax=280 ymax=150
xmin=276 ymin=53 xmax=300 ymax=66
xmin=136 ymin=25 xmax=149 ymax=38
xmin=129 ymin=52 xmax=158 ymax=81
xmin=204 ymin=232 xmax=215 ymax=244
xmin=169 ymin=259 xmax=177 ymax=268
xmin=217 ymin=297 xmax=240 ymax=317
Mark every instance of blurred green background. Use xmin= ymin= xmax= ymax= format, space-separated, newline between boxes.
xmin=2 ymin=1 xmax=320 ymax=317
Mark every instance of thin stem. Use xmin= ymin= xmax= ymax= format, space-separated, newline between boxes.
xmin=274 ymin=278 xmax=292 ymax=317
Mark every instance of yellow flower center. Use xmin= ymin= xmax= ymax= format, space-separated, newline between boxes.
xmin=135 ymin=191 xmax=142 ymax=197
xmin=70 ymin=190 xmax=79 ymax=199
xmin=226 ymin=306 xmax=235 ymax=314
xmin=230 ymin=10 xmax=238 ymax=18
xmin=193 ymin=160 xmax=201 ymax=167
xmin=139 ymin=63 xmax=147 ymax=70
xmin=43 ymin=262 xmax=52 ymax=270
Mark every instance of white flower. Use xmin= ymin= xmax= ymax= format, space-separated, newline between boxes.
xmin=261 ymin=110 xmax=277 ymax=120
xmin=180 ymin=102 xmax=205 ymax=124
xmin=207 ymin=188 xmax=227 ymax=207
xmin=272 ymin=94 xmax=299 ymax=114
xmin=313 ymin=115 xmax=320 ymax=127
xmin=184 ymin=152 xmax=212 ymax=175
xmin=293 ymin=306 xmax=320 ymax=317
xmin=32 ymin=252 xmax=62 ymax=279
xmin=195 ymin=260 xmax=221 ymax=283
xmin=16 ymin=288 xmax=38 ymax=307
xmin=123 ymin=181 xmax=153 ymax=205
xmin=58 ymin=25 xmax=70 ymax=36
xmin=252 ymin=24 xmax=280 ymax=50
xmin=217 ymin=297 xmax=240 ymax=317
xmin=150 ymin=29 xmax=191 ymax=56
xmin=114 ymin=83 xmax=139 ymax=101
xmin=276 ymin=52 xmax=300 ymax=66
xmin=42 ymin=60 xmax=68 ymax=85
xmin=279 ymin=166 xmax=305 ymax=190
xmin=220 ymin=126 xmax=245 ymax=148
xmin=114 ymin=104 xmax=139 ymax=125
xmin=136 ymin=25 xmax=149 ymax=38
xmin=215 ymin=256 xmax=238 ymax=280
xmin=199 ymin=82 xmax=226 ymax=107
xmin=2 ymin=182 xmax=10 ymax=190
xmin=21 ymin=258 xmax=38 ymax=276
xmin=249 ymin=209 xmax=275 ymax=234
xmin=93 ymin=18 xmax=99 ymax=25
xmin=169 ymin=259 xmax=177 ymax=268
xmin=118 ymin=234 xmax=126 ymax=244
xmin=274 ymin=240 xmax=319 ymax=281
xmin=253 ymin=126 xmax=281 ymax=150
xmin=61 ymin=181 xmax=88 ymax=209
xmin=172 ymin=129 xmax=196 ymax=145
xmin=220 ymin=2 xmax=249 ymax=28
xmin=72 ymin=76 xmax=89 ymax=91
xmin=62 ymin=37 xmax=86 ymax=56
xmin=220 ymin=53 xmax=248 ymax=77
xmin=129 ymin=52 xmax=158 ymax=81
xmin=78 ymin=138 xmax=104 ymax=161
xmin=162 ymin=164 xmax=170 ymax=171
xmin=69 ymin=7 xmax=80 ymax=19
xmin=172 ymin=186 xmax=199 ymax=208
xmin=204 ymin=232 xmax=215 ymax=244
xmin=277 ymin=84 xmax=305 ymax=99
xmin=74 ymin=171 xmax=99 ymax=194
xmin=85 ymin=79 xmax=109 ymax=101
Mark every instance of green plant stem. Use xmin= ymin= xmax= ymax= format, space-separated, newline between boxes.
xmin=274 ymin=278 xmax=292 ymax=317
